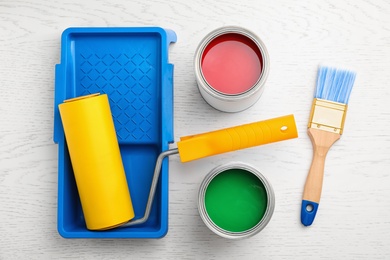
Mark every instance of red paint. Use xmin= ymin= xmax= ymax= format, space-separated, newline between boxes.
xmin=201 ymin=33 xmax=263 ymax=95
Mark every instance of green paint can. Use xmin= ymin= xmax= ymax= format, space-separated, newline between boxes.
xmin=198 ymin=163 xmax=275 ymax=239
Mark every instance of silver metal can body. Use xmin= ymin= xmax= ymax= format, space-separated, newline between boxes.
xmin=194 ymin=26 xmax=270 ymax=112
xmin=198 ymin=162 xmax=275 ymax=239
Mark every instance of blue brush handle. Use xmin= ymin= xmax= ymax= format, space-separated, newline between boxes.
xmin=301 ymin=200 xmax=319 ymax=226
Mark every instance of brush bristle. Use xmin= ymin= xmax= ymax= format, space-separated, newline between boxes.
xmin=315 ymin=66 xmax=356 ymax=104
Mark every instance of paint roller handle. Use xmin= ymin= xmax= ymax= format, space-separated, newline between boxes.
xmin=176 ymin=114 xmax=298 ymax=163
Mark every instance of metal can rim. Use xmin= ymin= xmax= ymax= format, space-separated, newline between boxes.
xmin=198 ymin=162 xmax=275 ymax=239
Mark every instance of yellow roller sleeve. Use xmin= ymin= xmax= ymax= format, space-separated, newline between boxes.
xmin=177 ymin=114 xmax=298 ymax=162
xmin=59 ymin=93 xmax=134 ymax=230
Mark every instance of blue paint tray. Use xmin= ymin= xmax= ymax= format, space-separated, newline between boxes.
xmin=53 ymin=27 xmax=176 ymax=238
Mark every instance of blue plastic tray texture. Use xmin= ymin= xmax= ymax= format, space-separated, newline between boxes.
xmin=53 ymin=27 xmax=176 ymax=238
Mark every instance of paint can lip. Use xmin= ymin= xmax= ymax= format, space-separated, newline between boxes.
xmin=194 ymin=26 xmax=270 ymax=101
xmin=198 ymin=162 xmax=275 ymax=239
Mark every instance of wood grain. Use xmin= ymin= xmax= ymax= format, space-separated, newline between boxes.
xmin=1 ymin=0 xmax=390 ymax=259
xmin=303 ymin=128 xmax=341 ymax=203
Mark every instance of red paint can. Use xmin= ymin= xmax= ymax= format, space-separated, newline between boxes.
xmin=195 ymin=26 xmax=270 ymax=112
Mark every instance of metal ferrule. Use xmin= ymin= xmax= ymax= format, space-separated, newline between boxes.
xmin=308 ymin=98 xmax=348 ymax=134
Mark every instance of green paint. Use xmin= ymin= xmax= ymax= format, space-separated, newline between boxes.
xmin=204 ymin=169 xmax=268 ymax=232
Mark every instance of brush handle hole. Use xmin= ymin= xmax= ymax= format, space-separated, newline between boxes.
xmin=305 ymin=204 xmax=314 ymax=212
xmin=280 ymin=126 xmax=288 ymax=132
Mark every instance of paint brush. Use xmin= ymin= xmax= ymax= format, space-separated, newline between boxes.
xmin=301 ymin=66 xmax=356 ymax=226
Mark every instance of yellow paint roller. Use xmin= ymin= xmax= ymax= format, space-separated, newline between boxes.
xmin=59 ymin=93 xmax=298 ymax=229
xmin=59 ymin=93 xmax=134 ymax=230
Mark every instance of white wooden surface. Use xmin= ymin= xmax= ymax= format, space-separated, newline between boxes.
xmin=1 ymin=0 xmax=390 ymax=259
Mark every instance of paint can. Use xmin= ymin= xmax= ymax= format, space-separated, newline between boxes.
xmin=198 ymin=162 xmax=275 ymax=239
xmin=194 ymin=26 xmax=270 ymax=112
